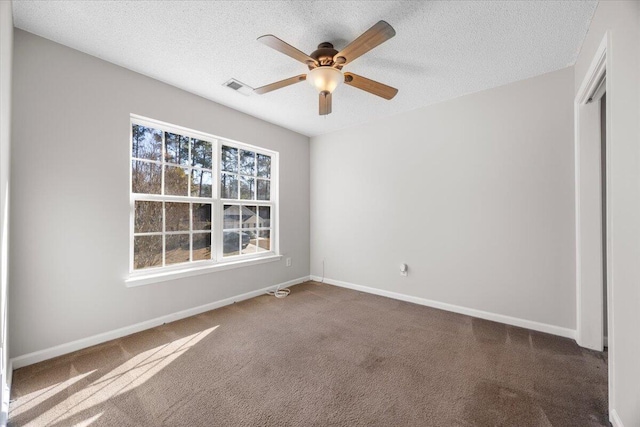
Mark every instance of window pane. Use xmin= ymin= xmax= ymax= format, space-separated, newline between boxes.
xmin=192 ymin=203 xmax=212 ymax=230
xmin=132 ymin=125 xmax=162 ymax=161
xmin=257 ymin=230 xmax=271 ymax=252
xmin=165 ymin=202 xmax=190 ymax=231
xmin=242 ymin=205 xmax=257 ymax=228
xmin=164 ymin=132 xmax=190 ymax=166
xmin=135 ymin=201 xmax=162 ymax=233
xmin=191 ymin=170 xmax=212 ymax=198
xmin=223 ymin=231 xmax=240 ymax=256
xmin=132 ymin=161 xmax=161 ymax=194
xmin=165 ymin=166 xmax=189 ymax=196
xmin=240 ymin=176 xmax=255 ymax=200
xmin=221 ymin=173 xmax=238 ymax=199
xmin=223 ymin=205 xmax=240 ymax=229
xmin=134 ymin=235 xmax=162 ymax=269
xmin=221 ymin=146 xmax=238 ymax=172
xmin=240 ymin=150 xmax=256 ymax=176
xmin=257 ymin=179 xmax=270 ymax=200
xmin=258 ymin=206 xmax=271 ymax=228
xmin=241 ymin=230 xmax=257 ymax=254
xmin=257 ymin=154 xmax=271 ymax=178
xmin=165 ymin=234 xmax=190 ymax=265
xmin=191 ymin=139 xmax=212 ymax=169
xmin=192 ymin=233 xmax=211 ymax=261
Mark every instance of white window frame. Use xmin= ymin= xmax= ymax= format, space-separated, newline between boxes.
xmin=127 ymin=114 xmax=280 ymax=286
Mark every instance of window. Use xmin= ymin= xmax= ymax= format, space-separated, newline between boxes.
xmin=130 ymin=116 xmax=277 ymax=276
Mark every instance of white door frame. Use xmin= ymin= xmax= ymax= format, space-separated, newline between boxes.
xmin=574 ymin=32 xmax=614 ymax=413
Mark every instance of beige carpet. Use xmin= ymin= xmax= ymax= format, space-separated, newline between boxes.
xmin=9 ymin=281 xmax=608 ymax=426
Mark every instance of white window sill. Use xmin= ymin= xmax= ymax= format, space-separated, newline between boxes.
xmin=125 ymin=254 xmax=283 ymax=287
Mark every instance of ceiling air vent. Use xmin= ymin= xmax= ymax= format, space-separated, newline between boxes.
xmin=223 ymin=78 xmax=253 ymax=96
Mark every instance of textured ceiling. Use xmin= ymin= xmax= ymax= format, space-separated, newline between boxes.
xmin=12 ymin=1 xmax=597 ymax=137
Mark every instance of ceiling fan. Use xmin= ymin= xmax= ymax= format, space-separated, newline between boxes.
xmin=254 ymin=20 xmax=398 ymax=116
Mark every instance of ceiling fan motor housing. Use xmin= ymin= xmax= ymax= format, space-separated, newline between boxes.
xmin=310 ymin=42 xmax=339 ymax=67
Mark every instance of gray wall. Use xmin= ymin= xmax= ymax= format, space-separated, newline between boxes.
xmin=0 ymin=0 xmax=13 ymax=418
xmin=574 ymin=1 xmax=640 ymax=425
xmin=311 ymin=67 xmax=576 ymax=330
xmin=10 ymin=30 xmax=310 ymax=358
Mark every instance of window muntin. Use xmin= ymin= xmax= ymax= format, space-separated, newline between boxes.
xmin=130 ymin=117 xmax=277 ymax=273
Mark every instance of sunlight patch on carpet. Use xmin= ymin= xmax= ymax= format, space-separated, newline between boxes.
xmin=18 ymin=325 xmax=218 ymax=426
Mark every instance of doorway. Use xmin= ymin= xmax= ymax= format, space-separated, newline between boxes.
xmin=574 ymin=32 xmax=613 ymax=421
xmin=575 ymin=34 xmax=609 ymax=352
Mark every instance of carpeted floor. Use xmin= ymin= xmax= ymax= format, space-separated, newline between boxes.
xmin=9 ymin=281 xmax=609 ymax=426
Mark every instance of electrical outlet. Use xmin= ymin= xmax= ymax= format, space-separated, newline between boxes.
xmin=286 ymin=258 xmax=292 ymax=267
xmin=400 ymin=263 xmax=408 ymax=277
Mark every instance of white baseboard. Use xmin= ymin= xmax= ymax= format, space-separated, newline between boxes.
xmin=310 ymin=276 xmax=576 ymax=340
xmin=10 ymin=276 xmax=310 ymax=370
xmin=610 ymin=409 xmax=624 ymax=427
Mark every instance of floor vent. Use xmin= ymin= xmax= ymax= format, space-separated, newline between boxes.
xmin=223 ymin=79 xmax=253 ymax=96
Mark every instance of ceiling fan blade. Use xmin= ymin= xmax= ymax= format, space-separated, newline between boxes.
xmin=258 ymin=35 xmax=319 ymax=68
xmin=319 ymin=91 xmax=332 ymax=115
xmin=333 ymin=20 xmax=396 ymax=66
xmin=344 ymin=72 xmax=398 ymax=100
xmin=254 ymin=74 xmax=307 ymax=95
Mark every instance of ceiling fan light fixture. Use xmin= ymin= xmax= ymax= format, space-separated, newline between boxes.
xmin=306 ymin=67 xmax=343 ymax=94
